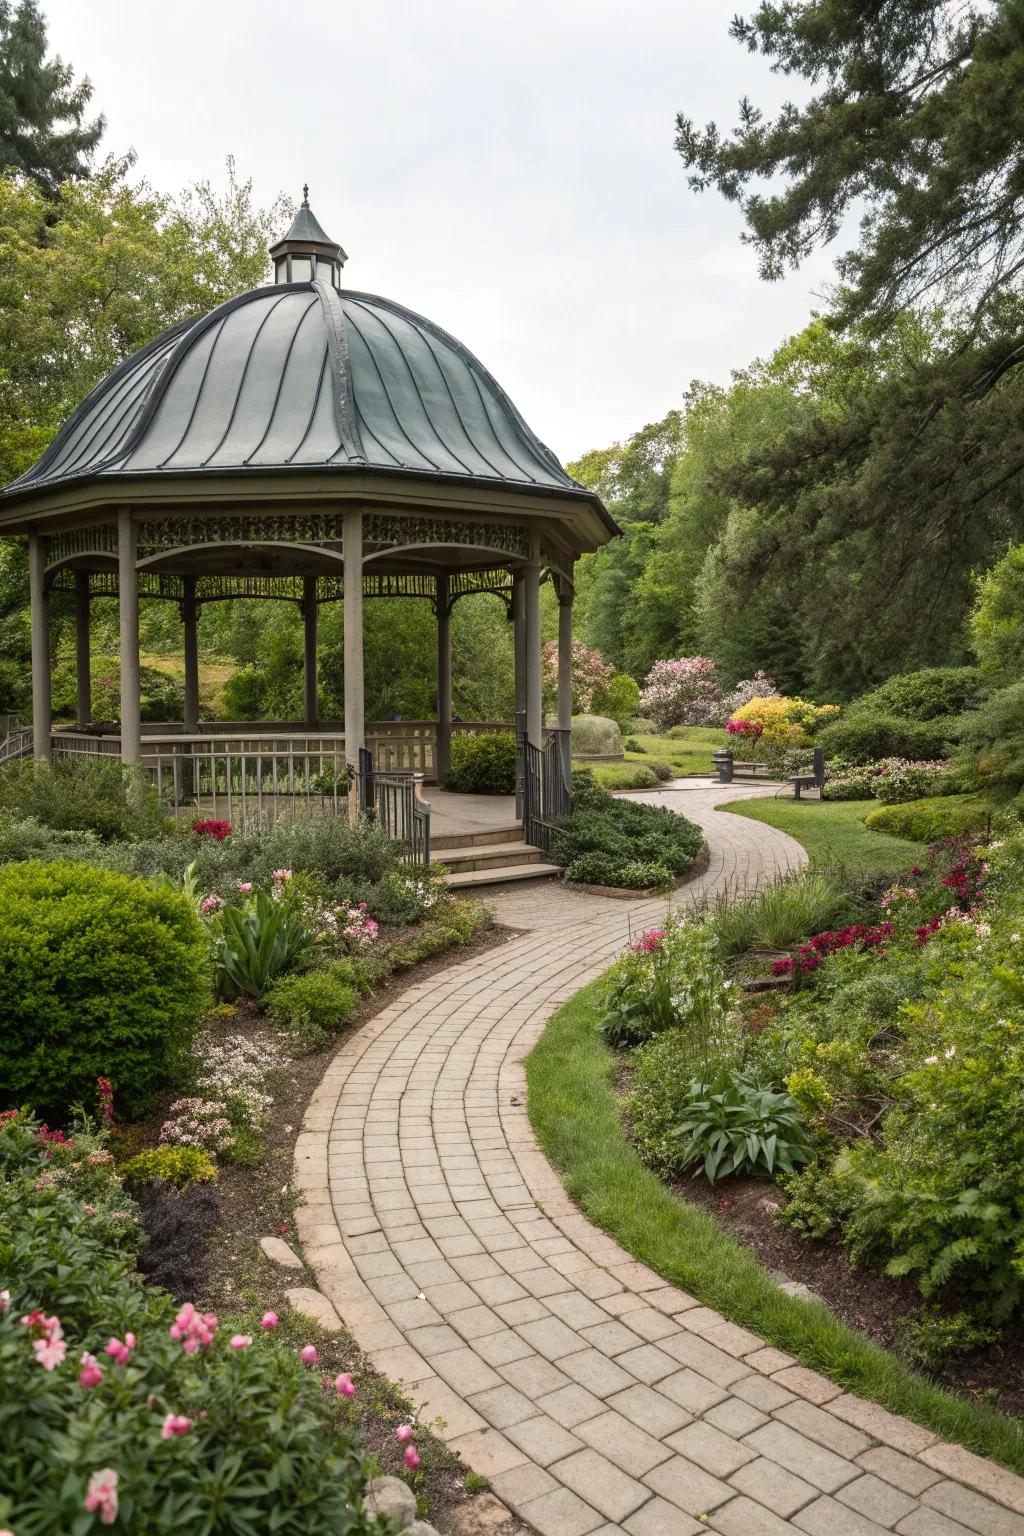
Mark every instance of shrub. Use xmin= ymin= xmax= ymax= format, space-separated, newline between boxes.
xmin=709 ymin=870 xmax=850 ymax=956
xmin=817 ymin=711 xmax=948 ymax=765
xmin=389 ymin=897 xmax=488 ymax=968
xmin=264 ymin=965 xmax=359 ymax=1051
xmin=971 ymin=541 xmax=1024 ymax=679
xmin=582 ymin=762 xmax=659 ymax=790
xmin=0 ymin=1110 xmax=380 ymax=1535
xmin=0 ymin=758 xmax=167 ymax=840
xmin=873 ymin=758 xmax=959 ymax=804
xmin=566 ymin=851 xmax=672 ymax=889
xmin=540 ymin=637 xmax=612 ymax=713
xmin=821 ymin=764 xmax=883 ymax=801
xmin=260 ymin=816 xmax=397 ymax=886
xmin=729 ymin=695 xmax=841 ymax=761
xmin=443 ymin=730 xmax=517 ymax=794
xmin=119 ymin=1146 xmax=217 ymax=1189
xmin=640 ymin=656 xmax=721 ymax=729
xmin=646 ymin=758 xmax=674 ymax=782
xmin=852 ymin=667 xmax=987 ymax=722
xmin=672 ymin=1071 xmax=813 ymax=1182
xmin=552 ymin=769 xmax=705 ymax=889
xmin=599 ymin=672 xmax=642 ymax=726
xmin=629 ymin=1029 xmax=742 ymax=1175
xmin=134 ymin=1180 xmax=220 ymax=1300
xmin=0 ymin=814 xmax=103 ymax=864
xmin=954 ymin=680 xmax=1024 ymax=786
xmin=0 ymin=861 xmax=210 ymax=1119
xmin=864 ymin=796 xmax=993 ymax=843
xmin=570 ymin=714 xmax=624 ymax=757
xmin=357 ymin=865 xmax=446 ymax=925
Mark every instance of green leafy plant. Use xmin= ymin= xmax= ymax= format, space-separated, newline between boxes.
xmin=864 ymin=796 xmax=993 ymax=843
xmin=442 ymin=731 xmax=517 ymax=794
xmin=853 ymin=668 xmax=987 ymax=723
xmin=119 ymin=1145 xmax=217 ymax=1189
xmin=212 ymin=888 xmax=312 ymax=999
xmin=264 ymin=965 xmax=359 ymax=1051
xmin=600 ymin=921 xmax=734 ymax=1051
xmin=0 ymin=758 xmax=168 ymax=841
xmin=0 ymin=860 xmax=210 ymax=1118
xmin=817 ymin=712 xmax=949 ymax=766
xmin=672 ymin=1071 xmax=813 ymax=1182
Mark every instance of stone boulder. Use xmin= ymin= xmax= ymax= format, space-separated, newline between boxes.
xmin=570 ymin=713 xmax=623 ymax=761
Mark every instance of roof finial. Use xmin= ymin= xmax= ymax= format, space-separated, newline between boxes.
xmin=302 ymin=182 xmax=310 ymax=207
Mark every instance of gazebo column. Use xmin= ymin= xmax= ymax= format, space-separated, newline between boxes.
xmin=74 ymin=569 xmax=91 ymax=728
xmin=524 ymin=533 xmax=543 ymax=748
xmin=512 ymin=574 xmax=526 ymax=719
xmin=28 ymin=531 xmax=51 ymax=761
xmin=302 ymin=575 xmax=318 ymax=729
xmin=342 ymin=509 xmax=364 ymax=767
xmin=117 ymin=507 xmax=141 ymax=763
xmin=436 ymin=574 xmax=452 ymax=782
xmin=181 ymin=576 xmax=200 ymax=733
xmin=557 ymin=575 xmax=574 ymax=781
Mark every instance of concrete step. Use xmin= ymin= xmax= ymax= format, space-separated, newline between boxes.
xmin=431 ymin=823 xmax=525 ymax=852
xmin=432 ymin=840 xmax=542 ymax=873
xmin=445 ymin=862 xmax=562 ymax=890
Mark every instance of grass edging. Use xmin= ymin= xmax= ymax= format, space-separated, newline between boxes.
xmin=526 ymin=976 xmax=1024 ymax=1476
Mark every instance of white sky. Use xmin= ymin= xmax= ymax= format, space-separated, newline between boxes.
xmin=44 ymin=0 xmax=839 ymax=464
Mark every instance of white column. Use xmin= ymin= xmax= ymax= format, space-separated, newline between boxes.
xmin=524 ymin=532 xmax=543 ymax=748
xmin=117 ymin=507 xmax=141 ymax=763
xmin=28 ymin=531 xmax=51 ymax=760
xmin=181 ymin=576 xmax=200 ymax=733
xmin=74 ymin=569 xmax=91 ymax=728
xmin=302 ymin=575 xmax=318 ymax=729
xmin=342 ymin=510 xmax=364 ymax=767
xmin=557 ymin=579 xmax=574 ymax=780
xmin=436 ymin=574 xmax=452 ymax=782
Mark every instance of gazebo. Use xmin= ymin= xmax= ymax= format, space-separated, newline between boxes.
xmin=0 ymin=193 xmax=615 ymax=853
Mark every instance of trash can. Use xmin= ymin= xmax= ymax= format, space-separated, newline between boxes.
xmin=712 ymin=748 xmax=734 ymax=785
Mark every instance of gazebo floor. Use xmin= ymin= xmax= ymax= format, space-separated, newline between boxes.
xmin=425 ymin=789 xmax=561 ymax=888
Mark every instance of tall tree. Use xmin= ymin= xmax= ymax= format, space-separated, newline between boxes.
xmin=0 ymin=0 xmax=103 ymax=193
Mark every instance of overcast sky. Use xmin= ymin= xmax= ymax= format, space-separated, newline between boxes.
xmin=44 ymin=0 xmax=839 ymax=464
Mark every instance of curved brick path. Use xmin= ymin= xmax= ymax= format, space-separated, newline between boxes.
xmin=295 ymin=786 xmax=1024 ymax=1535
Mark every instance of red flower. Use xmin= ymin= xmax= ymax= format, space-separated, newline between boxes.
xmin=192 ymin=819 xmax=232 ymax=842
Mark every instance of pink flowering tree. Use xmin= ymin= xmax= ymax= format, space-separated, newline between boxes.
xmin=721 ymin=672 xmax=779 ymax=717
xmin=639 ymin=656 xmax=722 ymax=730
xmin=540 ymin=638 xmax=613 ymax=714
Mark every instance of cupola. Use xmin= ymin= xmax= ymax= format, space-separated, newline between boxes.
xmin=269 ymin=185 xmax=347 ymax=287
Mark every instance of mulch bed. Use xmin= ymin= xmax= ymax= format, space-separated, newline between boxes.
xmin=122 ymin=919 xmax=527 ymax=1536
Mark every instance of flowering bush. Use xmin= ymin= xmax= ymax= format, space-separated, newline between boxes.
xmin=159 ymin=1098 xmax=235 ymax=1155
xmin=0 ymin=861 xmax=210 ymax=1119
xmin=191 ymin=819 xmax=231 ymax=842
xmin=0 ymin=1110 xmax=382 ymax=1535
xmin=725 ymin=719 xmax=763 ymax=739
xmin=728 ymin=694 xmax=840 ymax=762
xmin=721 ymin=672 xmax=780 ymax=717
xmin=639 ymin=656 xmax=721 ymax=730
xmin=771 ymin=922 xmax=894 ymax=977
xmin=599 ymin=919 xmax=737 ymax=1055
xmin=541 ymin=638 xmax=613 ymax=713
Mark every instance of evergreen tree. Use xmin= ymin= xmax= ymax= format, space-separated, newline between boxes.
xmin=0 ymin=0 xmax=103 ymax=193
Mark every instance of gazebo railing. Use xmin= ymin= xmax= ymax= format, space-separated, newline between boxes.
xmin=356 ymin=746 xmax=431 ymax=865
xmin=516 ymin=713 xmax=572 ymax=853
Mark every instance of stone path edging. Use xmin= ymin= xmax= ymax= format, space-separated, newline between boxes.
xmin=295 ymin=785 xmax=1024 ymax=1535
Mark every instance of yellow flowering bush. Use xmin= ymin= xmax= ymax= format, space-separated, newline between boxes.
xmin=729 ymin=695 xmax=840 ymax=762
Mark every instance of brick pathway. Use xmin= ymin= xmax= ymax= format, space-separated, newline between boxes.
xmin=295 ymin=785 xmax=1024 ymax=1535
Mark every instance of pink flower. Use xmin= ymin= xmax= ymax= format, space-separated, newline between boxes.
xmin=200 ymin=893 xmax=223 ymax=914
xmin=300 ymin=1344 xmax=318 ymax=1366
xmin=84 ymin=1468 xmax=119 ymax=1525
xmin=22 ymin=1310 xmax=66 ymax=1370
xmin=404 ymin=1444 xmax=421 ymax=1470
xmin=169 ymin=1302 xmax=217 ymax=1353
xmin=103 ymin=1331 xmax=136 ymax=1366
xmin=237 ymin=881 xmax=253 ymax=894
xmin=161 ymin=1412 xmax=193 ymax=1439
xmin=229 ymin=1334 xmax=252 ymax=1350
xmin=260 ymin=1311 xmax=278 ymax=1330
xmin=334 ymin=1372 xmax=355 ymax=1397
xmin=0 ymin=1290 xmax=8 ymax=1313
xmin=394 ymin=1424 xmax=414 ymax=1442
xmin=272 ymin=868 xmax=293 ymax=882
xmin=79 ymin=1352 xmax=104 ymax=1388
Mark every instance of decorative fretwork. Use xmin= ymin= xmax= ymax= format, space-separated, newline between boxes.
xmin=541 ymin=544 xmax=574 ymax=586
xmin=47 ymin=565 xmax=515 ymax=607
xmin=136 ymin=514 xmax=347 ymax=559
xmin=364 ymin=513 xmax=528 ymax=559
xmin=44 ymin=525 xmax=118 ymax=570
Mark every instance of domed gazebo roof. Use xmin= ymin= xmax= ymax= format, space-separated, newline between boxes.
xmin=2 ymin=197 xmax=608 ymax=535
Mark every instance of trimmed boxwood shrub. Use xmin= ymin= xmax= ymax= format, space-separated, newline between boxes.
xmin=264 ymin=964 xmax=359 ymax=1052
xmin=443 ymin=730 xmax=517 ymax=794
xmin=0 ymin=861 xmax=210 ymax=1118
xmin=566 ymin=851 xmax=672 ymax=889
xmin=864 ymin=795 xmax=993 ymax=843
xmin=817 ymin=711 xmax=949 ymax=766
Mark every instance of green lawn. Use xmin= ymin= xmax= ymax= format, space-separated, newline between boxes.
xmin=526 ymin=977 xmax=1024 ymax=1476
xmin=721 ymin=795 xmax=927 ymax=872
xmin=625 ymin=727 xmax=725 ymax=777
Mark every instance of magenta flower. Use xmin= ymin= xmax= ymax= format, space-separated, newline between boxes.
xmin=22 ymin=1310 xmax=66 ymax=1370
xmin=0 ymin=1290 xmax=9 ymax=1313
xmin=169 ymin=1302 xmax=217 ymax=1353
xmin=84 ymin=1468 xmax=119 ymax=1525
xmin=229 ymin=1334 xmax=252 ymax=1350
xmin=237 ymin=881 xmax=253 ymax=894
xmin=403 ymin=1444 xmax=421 ymax=1470
xmin=334 ymin=1372 xmax=355 ymax=1397
xmin=200 ymin=893 xmax=223 ymax=915
xmin=260 ymin=1311 xmax=278 ymax=1330
xmin=79 ymin=1352 xmax=104 ymax=1389
xmin=161 ymin=1412 xmax=193 ymax=1439
xmin=394 ymin=1424 xmax=414 ymax=1442
xmin=300 ymin=1344 xmax=318 ymax=1366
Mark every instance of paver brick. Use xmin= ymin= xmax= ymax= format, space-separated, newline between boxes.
xmin=503 ymin=1413 xmax=586 ymax=1468
xmin=856 ymin=1446 xmax=942 ymax=1497
xmin=536 ymin=1383 xmax=607 ymax=1429
xmin=919 ymin=1442 xmax=1024 ymax=1516
xmin=771 ymin=1365 xmax=844 ymax=1404
xmin=921 ymin=1478 xmax=1024 ymax=1535
xmin=613 ymin=1344 xmax=679 ymax=1384
xmin=499 ymin=1352 xmax=572 ymax=1399
xmin=728 ymin=1455 xmax=818 ymax=1518
xmin=551 ymin=1448 xmax=650 ymax=1522
xmin=658 ymin=1333 xmax=750 ymax=1387
xmin=575 ymin=1409 xmax=673 ymax=1477
xmin=657 ymin=1367 xmax=728 ymax=1414
xmin=490 ymin=1460 xmax=560 ymax=1507
xmin=608 ymin=1382 xmax=693 ymax=1438
xmin=792 ymin=1493 xmax=891 ymax=1534
xmin=643 ymin=1454 xmax=734 ymax=1516
xmin=729 ymin=1373 xmax=796 ymax=1412
xmin=560 ymin=1347 xmax=637 ymax=1397
xmin=518 ymin=1484 xmax=605 ymax=1536
xmin=468 ymin=1383 xmax=539 ymax=1429
xmin=703 ymin=1398 xmax=768 ymax=1438
xmin=665 ymin=1422 xmax=758 ymax=1478
xmin=825 ymin=1394 xmax=936 ymax=1455
xmin=624 ymin=1496 xmax=704 ymax=1535
xmin=837 ymin=1473 xmax=918 ymax=1529
xmin=742 ymin=1421 xmax=860 ymax=1494
xmin=516 ymin=1315 xmax=585 ymax=1360
xmin=775 ymin=1398 xmax=873 ymax=1459
xmin=709 ymin=1495 xmax=804 ymax=1535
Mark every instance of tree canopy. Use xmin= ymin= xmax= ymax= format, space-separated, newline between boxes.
xmin=0 ymin=0 xmax=103 ymax=193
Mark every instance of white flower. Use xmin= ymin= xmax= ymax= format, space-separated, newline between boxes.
xmin=945 ymin=1045 xmax=957 ymax=1059
xmin=924 ymin=1055 xmax=939 ymax=1065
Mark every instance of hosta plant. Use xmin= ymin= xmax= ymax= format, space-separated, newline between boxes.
xmin=672 ymin=1070 xmax=813 ymax=1182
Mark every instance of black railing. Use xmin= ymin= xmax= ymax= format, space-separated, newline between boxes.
xmin=357 ymin=745 xmax=431 ymax=865
xmin=516 ymin=712 xmax=572 ymax=852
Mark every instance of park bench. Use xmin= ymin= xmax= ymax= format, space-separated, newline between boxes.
xmin=790 ymin=747 xmax=826 ymax=799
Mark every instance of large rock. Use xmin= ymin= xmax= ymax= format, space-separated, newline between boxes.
xmin=259 ymin=1235 xmax=303 ymax=1269
xmin=363 ymin=1475 xmax=417 ymax=1528
xmin=284 ymin=1286 xmax=343 ymax=1332
xmin=570 ymin=714 xmax=623 ymax=760
xmin=406 ymin=1524 xmax=441 ymax=1536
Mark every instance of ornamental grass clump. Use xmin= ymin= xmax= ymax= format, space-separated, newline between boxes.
xmin=0 ymin=1109 xmax=381 ymax=1535
xmin=0 ymin=861 xmax=210 ymax=1120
